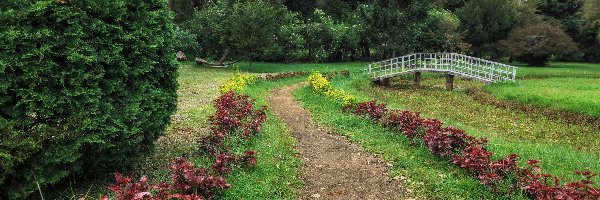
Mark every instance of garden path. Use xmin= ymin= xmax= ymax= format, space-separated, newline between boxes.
xmin=269 ymin=83 xmax=412 ymax=200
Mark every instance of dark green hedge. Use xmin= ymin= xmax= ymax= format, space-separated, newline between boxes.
xmin=0 ymin=0 xmax=177 ymax=198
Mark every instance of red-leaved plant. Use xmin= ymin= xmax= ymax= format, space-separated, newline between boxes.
xmin=200 ymin=91 xmax=267 ymax=155
xmin=517 ymin=160 xmax=600 ymax=199
xmin=110 ymin=91 xmax=267 ymax=199
xmin=264 ymin=71 xmax=310 ymax=81
xmin=353 ymin=100 xmax=388 ymax=121
xmin=423 ymin=126 xmax=474 ymax=158
xmin=109 ymin=158 xmax=229 ymax=200
xmin=170 ymin=158 xmax=230 ymax=197
xmin=382 ymin=110 xmax=423 ymax=138
xmin=348 ymin=97 xmax=600 ymax=197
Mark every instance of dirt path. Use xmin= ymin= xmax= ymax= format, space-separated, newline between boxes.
xmin=269 ymin=84 xmax=411 ymax=200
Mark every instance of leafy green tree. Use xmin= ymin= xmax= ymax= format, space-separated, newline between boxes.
xmin=174 ymin=26 xmax=201 ymax=56
xmin=535 ymin=0 xmax=583 ymax=36
xmin=499 ymin=22 xmax=580 ymax=66
xmin=421 ymin=7 xmax=468 ymax=52
xmin=0 ymin=0 xmax=177 ymax=198
xmin=170 ymin=0 xmax=197 ymax=23
xmin=580 ymin=0 xmax=600 ymax=61
xmin=458 ymin=0 xmax=519 ymax=57
xmin=189 ymin=2 xmax=228 ymax=60
xmin=284 ymin=0 xmax=317 ymax=16
xmin=222 ymin=0 xmax=286 ymax=66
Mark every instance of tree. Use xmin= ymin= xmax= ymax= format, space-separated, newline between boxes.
xmin=421 ymin=7 xmax=469 ymax=52
xmin=189 ymin=2 xmax=228 ymax=60
xmin=580 ymin=0 xmax=600 ymax=61
xmin=457 ymin=0 xmax=519 ymax=57
xmin=0 ymin=0 xmax=177 ymax=198
xmin=222 ymin=0 xmax=285 ymax=67
xmin=499 ymin=22 xmax=579 ymax=66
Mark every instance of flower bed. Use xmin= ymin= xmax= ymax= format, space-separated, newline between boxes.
xmin=308 ymin=72 xmax=357 ymax=107
xmin=107 ymin=91 xmax=265 ymax=199
xmin=219 ymin=73 xmax=258 ymax=94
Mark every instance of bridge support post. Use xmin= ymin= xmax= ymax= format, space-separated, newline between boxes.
xmin=446 ymin=73 xmax=454 ymax=91
xmin=373 ymin=78 xmax=390 ymax=86
xmin=381 ymin=78 xmax=390 ymax=86
xmin=413 ymin=72 xmax=421 ymax=89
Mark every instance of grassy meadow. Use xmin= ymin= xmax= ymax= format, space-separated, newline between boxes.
xmin=66 ymin=61 xmax=597 ymax=199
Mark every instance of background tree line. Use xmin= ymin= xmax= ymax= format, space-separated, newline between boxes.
xmin=170 ymin=0 xmax=600 ymax=66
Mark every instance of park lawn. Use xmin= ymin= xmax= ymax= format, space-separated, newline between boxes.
xmin=216 ymin=76 xmax=306 ymax=199
xmin=56 ymin=63 xmax=305 ymax=199
xmin=357 ymin=74 xmax=599 ymax=178
xmin=294 ymin=84 xmax=527 ymax=200
xmin=234 ymin=61 xmax=600 ymax=198
xmin=295 ymin=72 xmax=600 ymax=198
xmin=175 ymin=65 xmax=305 ymax=199
xmin=515 ymin=62 xmax=600 ymax=79
xmin=485 ymin=78 xmax=600 ymax=118
xmin=147 ymin=64 xmax=306 ymax=199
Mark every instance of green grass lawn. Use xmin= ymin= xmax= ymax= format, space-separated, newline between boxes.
xmin=215 ymin=76 xmax=306 ymax=199
xmin=295 ymin=72 xmax=600 ymax=198
xmin=172 ymin=65 xmax=305 ymax=199
xmin=485 ymin=78 xmax=600 ymax=118
xmin=226 ymin=61 xmax=600 ymax=198
xmin=515 ymin=62 xmax=600 ymax=79
xmin=294 ymin=84 xmax=527 ymax=199
xmin=79 ymin=61 xmax=596 ymax=199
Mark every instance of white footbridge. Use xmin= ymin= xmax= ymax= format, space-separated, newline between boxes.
xmin=367 ymin=53 xmax=518 ymax=86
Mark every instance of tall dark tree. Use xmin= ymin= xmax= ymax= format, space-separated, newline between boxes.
xmin=499 ymin=22 xmax=579 ymax=66
xmin=222 ymin=0 xmax=286 ymax=66
xmin=457 ymin=0 xmax=519 ymax=57
xmin=579 ymin=0 xmax=600 ymax=62
xmin=535 ymin=0 xmax=584 ymax=45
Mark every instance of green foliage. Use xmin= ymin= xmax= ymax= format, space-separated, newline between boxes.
xmin=422 ymin=8 xmax=468 ymax=52
xmin=223 ymin=0 xmax=286 ymax=62
xmin=457 ymin=0 xmax=519 ymax=57
xmin=173 ymin=0 xmax=600 ymax=63
xmin=174 ymin=26 xmax=201 ymax=56
xmin=580 ymin=0 xmax=600 ymax=62
xmin=189 ymin=2 xmax=228 ymax=60
xmin=0 ymin=0 xmax=177 ymax=198
xmin=499 ymin=22 xmax=580 ymax=66
xmin=170 ymin=0 xmax=198 ymax=23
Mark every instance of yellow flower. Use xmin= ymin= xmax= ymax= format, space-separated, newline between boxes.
xmin=308 ymin=72 xmax=356 ymax=107
xmin=219 ymin=73 xmax=258 ymax=94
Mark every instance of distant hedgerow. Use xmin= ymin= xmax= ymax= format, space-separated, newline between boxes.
xmin=0 ymin=0 xmax=177 ymax=198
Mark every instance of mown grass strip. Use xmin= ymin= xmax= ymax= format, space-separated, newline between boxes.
xmin=485 ymin=77 xmax=600 ymax=118
xmin=218 ymin=76 xmax=306 ymax=199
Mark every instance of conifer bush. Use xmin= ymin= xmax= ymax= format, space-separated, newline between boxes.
xmin=0 ymin=0 xmax=177 ymax=198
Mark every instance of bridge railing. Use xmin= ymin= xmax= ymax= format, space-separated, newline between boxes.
xmin=367 ymin=53 xmax=517 ymax=83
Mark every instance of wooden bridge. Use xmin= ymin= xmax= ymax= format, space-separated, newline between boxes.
xmin=367 ymin=53 xmax=517 ymax=90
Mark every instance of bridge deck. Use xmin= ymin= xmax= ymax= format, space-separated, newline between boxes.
xmin=368 ymin=53 xmax=517 ymax=83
